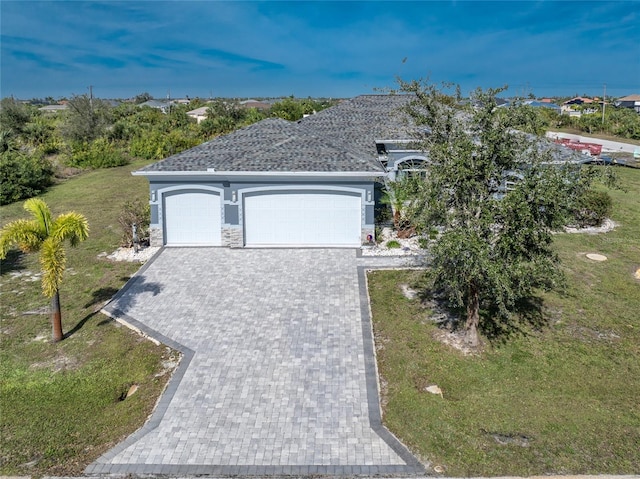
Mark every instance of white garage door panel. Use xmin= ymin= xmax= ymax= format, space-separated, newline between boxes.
xmin=245 ymin=193 xmax=361 ymax=246
xmin=165 ymin=192 xmax=221 ymax=245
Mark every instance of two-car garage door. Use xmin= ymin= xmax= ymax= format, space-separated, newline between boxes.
xmin=244 ymin=192 xmax=361 ymax=247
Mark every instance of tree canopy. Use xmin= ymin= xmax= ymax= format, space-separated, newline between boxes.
xmin=401 ymin=80 xmax=598 ymax=347
xmin=61 ymin=94 xmax=112 ymax=142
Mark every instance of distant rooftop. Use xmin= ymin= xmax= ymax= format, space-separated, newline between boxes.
xmin=617 ymin=94 xmax=640 ymax=101
xmin=38 ymin=104 xmax=68 ymax=112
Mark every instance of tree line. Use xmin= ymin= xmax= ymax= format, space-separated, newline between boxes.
xmin=0 ymin=95 xmax=337 ymax=205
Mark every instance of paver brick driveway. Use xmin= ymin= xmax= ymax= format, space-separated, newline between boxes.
xmin=88 ymin=248 xmax=423 ymax=476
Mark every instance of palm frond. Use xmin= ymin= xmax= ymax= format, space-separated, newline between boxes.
xmin=0 ymin=219 xmax=44 ymax=258
xmin=51 ymin=212 xmax=90 ymax=246
xmin=23 ymin=198 xmax=52 ymax=235
xmin=40 ymin=237 xmax=66 ymax=298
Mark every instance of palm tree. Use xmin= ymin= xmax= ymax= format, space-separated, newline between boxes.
xmin=0 ymin=198 xmax=89 ymax=342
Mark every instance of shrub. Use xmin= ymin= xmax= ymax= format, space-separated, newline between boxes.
xmin=386 ymin=240 xmax=401 ymax=249
xmin=573 ymin=189 xmax=613 ymax=227
xmin=117 ymin=199 xmax=150 ymax=247
xmin=129 ymin=129 xmax=200 ymax=160
xmin=67 ymin=138 xmax=127 ymax=168
xmin=418 ymin=237 xmax=429 ymax=249
xmin=129 ymin=131 xmax=165 ymax=160
xmin=0 ymin=150 xmax=54 ymax=205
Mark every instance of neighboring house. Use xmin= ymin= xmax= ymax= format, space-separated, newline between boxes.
xmin=497 ymin=99 xmax=561 ymax=112
xmin=134 ymin=95 xmax=586 ymax=249
xmin=614 ymin=94 xmax=640 ymax=113
xmin=523 ymin=100 xmax=561 ymax=111
xmin=239 ymin=99 xmax=272 ymax=110
xmin=139 ymin=99 xmax=173 ymax=113
xmin=561 ymin=97 xmax=597 ymax=117
xmin=38 ymin=104 xmax=68 ymax=114
xmin=186 ymin=106 xmax=210 ymax=124
xmin=563 ymin=97 xmax=594 ymax=106
xmin=187 ymin=100 xmax=272 ymax=123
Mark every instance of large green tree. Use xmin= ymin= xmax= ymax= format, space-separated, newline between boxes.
xmin=61 ymin=94 xmax=112 ymax=142
xmin=0 ymin=97 xmax=33 ymax=134
xmin=402 ymin=81 xmax=590 ymax=347
xmin=0 ymin=199 xmax=89 ymax=342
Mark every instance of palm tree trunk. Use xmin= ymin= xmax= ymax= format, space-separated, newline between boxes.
xmin=51 ymin=290 xmax=63 ymax=342
xmin=465 ymin=281 xmax=480 ymax=348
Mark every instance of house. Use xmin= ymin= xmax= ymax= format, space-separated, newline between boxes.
xmin=186 ymin=106 xmax=210 ymax=124
xmin=497 ymin=99 xmax=561 ymax=112
xmin=239 ymin=99 xmax=272 ymax=110
xmin=523 ymin=100 xmax=561 ymax=111
xmin=38 ymin=104 xmax=68 ymax=114
xmin=563 ymin=97 xmax=594 ymax=106
xmin=614 ymin=94 xmax=640 ymax=113
xmin=134 ymin=95 xmax=586 ymax=249
xmin=139 ymin=99 xmax=173 ymax=113
xmin=134 ymin=95 xmax=420 ymax=248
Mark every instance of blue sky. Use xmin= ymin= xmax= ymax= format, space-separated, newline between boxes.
xmin=1 ymin=1 xmax=638 ymax=100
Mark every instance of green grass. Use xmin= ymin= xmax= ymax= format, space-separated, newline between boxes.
xmin=368 ymin=167 xmax=640 ymax=476
xmin=0 ymin=161 xmax=175 ymax=477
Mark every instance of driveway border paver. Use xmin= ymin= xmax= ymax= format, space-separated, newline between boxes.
xmin=86 ymin=248 xmax=425 ymax=476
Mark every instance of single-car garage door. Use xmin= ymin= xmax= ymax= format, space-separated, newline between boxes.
xmin=164 ymin=191 xmax=222 ymax=246
xmin=244 ymin=192 xmax=361 ymax=247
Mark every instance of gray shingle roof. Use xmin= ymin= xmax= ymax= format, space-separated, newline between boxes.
xmin=298 ymin=95 xmax=414 ymax=157
xmin=138 ymin=95 xmax=414 ymax=174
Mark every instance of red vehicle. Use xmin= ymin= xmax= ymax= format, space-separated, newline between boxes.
xmin=554 ymin=138 xmax=603 ymax=156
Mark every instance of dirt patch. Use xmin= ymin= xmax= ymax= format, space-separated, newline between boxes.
xmin=22 ymin=306 xmax=49 ymax=316
xmin=431 ymin=328 xmax=478 ymax=356
xmin=567 ymin=325 xmax=621 ymax=343
xmin=30 ymin=354 xmax=78 ymax=373
xmin=399 ymin=283 xmax=418 ymax=300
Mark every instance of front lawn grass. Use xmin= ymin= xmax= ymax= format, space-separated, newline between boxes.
xmin=369 ymin=167 xmax=640 ymax=476
xmin=0 ymin=161 xmax=175 ymax=476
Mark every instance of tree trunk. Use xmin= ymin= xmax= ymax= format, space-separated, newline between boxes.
xmin=51 ymin=290 xmax=63 ymax=342
xmin=393 ymin=208 xmax=401 ymax=230
xmin=464 ymin=281 xmax=480 ymax=348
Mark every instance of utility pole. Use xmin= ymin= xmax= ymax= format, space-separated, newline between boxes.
xmin=88 ymin=85 xmax=93 ymax=111
xmin=602 ymin=83 xmax=606 ymax=126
